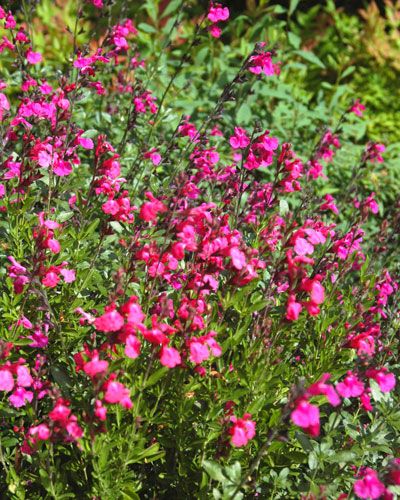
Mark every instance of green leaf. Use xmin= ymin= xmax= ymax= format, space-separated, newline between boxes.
xmin=225 ymin=462 xmax=241 ymax=482
xmin=287 ymin=32 xmax=301 ymax=49
xmin=203 ymin=460 xmax=226 ymax=482
xmin=144 ymin=367 xmax=168 ymax=388
xmin=295 ymin=50 xmax=325 ymax=69
xmin=82 ymin=128 xmax=98 ymax=138
xmin=296 ymin=432 xmax=314 ymax=452
xmin=279 ymin=199 xmax=289 ymax=215
xmin=161 ymin=0 xmax=182 ymax=18
xmin=340 ymin=66 xmax=356 ymax=80
xmin=237 ymin=103 xmax=251 ymax=124
xmin=327 ymin=451 xmax=356 ymax=463
xmin=308 ymin=452 xmax=318 ymax=470
xmin=289 ymin=0 xmax=301 ymax=17
xmin=138 ymin=23 xmax=157 ymax=34
xmin=370 ymin=379 xmax=383 ymax=402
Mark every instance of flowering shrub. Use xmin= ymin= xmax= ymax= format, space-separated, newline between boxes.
xmin=0 ymin=1 xmax=399 ymax=498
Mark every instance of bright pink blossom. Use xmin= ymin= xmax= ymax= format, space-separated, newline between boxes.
xmin=354 ymin=468 xmax=385 ymax=499
xmin=9 ymin=387 xmax=33 ymax=408
xmin=160 ymin=346 xmax=181 ymax=368
xmin=104 ymin=381 xmax=132 ymax=409
xmin=26 ymin=49 xmax=42 ymax=65
xmin=0 ymin=369 xmax=14 ymax=392
xmin=291 ymin=400 xmax=320 ymax=436
xmin=350 ymin=99 xmax=366 ymax=117
xmin=83 ymin=355 xmax=109 ymax=378
xmin=208 ymin=4 xmax=230 ymax=23
xmin=94 ymin=309 xmax=124 ymax=332
xmin=336 ymin=372 xmax=364 ymax=398
xmin=125 ymin=334 xmax=141 ymax=359
xmin=229 ymin=127 xmax=250 ymax=149
xmin=229 ymin=413 xmax=256 ymax=447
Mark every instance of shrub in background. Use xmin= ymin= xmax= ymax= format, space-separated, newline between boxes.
xmin=0 ymin=1 xmax=399 ymax=498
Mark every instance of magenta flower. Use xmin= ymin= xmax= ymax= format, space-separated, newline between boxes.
xmin=286 ymin=295 xmax=302 ymax=321
xmin=94 ymin=400 xmax=107 ymax=421
xmin=306 ymin=374 xmax=341 ymax=407
xmin=229 ymin=413 xmax=256 ymax=447
xmin=207 ymin=4 xmax=230 ymax=23
xmin=354 ymin=468 xmax=385 ymax=499
xmin=0 ymin=369 xmax=14 ymax=392
xmin=26 ymin=49 xmax=42 ymax=65
xmin=160 ymin=346 xmax=181 ymax=368
xmin=104 ymin=381 xmax=132 ymax=409
xmin=189 ymin=341 xmax=210 ymax=364
xmin=42 ymin=271 xmax=60 ymax=288
xmin=229 ymin=247 xmax=246 ymax=270
xmin=17 ymin=366 xmax=33 ymax=388
xmin=294 ymin=237 xmax=314 ymax=256
xmin=83 ymin=355 xmax=109 ymax=378
xmin=229 ymin=127 xmax=250 ymax=149
xmin=350 ymin=99 xmax=366 ymax=117
xmin=94 ymin=309 xmax=124 ymax=332
xmin=29 ymin=424 xmax=51 ymax=440
xmin=366 ymin=368 xmax=396 ymax=393
xmin=125 ymin=334 xmax=141 ymax=359
xmin=291 ymin=400 xmax=320 ymax=436
xmin=9 ymin=387 xmax=33 ymax=408
xmin=249 ymin=52 xmax=276 ymax=76
xmin=336 ymin=372 xmax=364 ymax=398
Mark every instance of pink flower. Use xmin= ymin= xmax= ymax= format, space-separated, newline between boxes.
xmin=209 ymin=25 xmax=222 ymax=38
xmin=350 ymin=99 xmax=366 ymax=117
xmin=104 ymin=381 xmax=132 ymax=409
xmin=291 ymin=400 xmax=320 ymax=436
xmin=360 ymin=392 xmax=373 ymax=412
xmin=60 ymin=268 xmax=76 ymax=283
xmin=229 ymin=413 xmax=256 ymax=447
xmin=249 ymin=51 xmax=276 ymax=76
xmin=286 ymin=295 xmax=302 ymax=321
xmin=229 ymin=247 xmax=246 ymax=270
xmin=189 ymin=341 xmax=210 ymax=364
xmin=29 ymin=424 xmax=51 ymax=440
xmin=26 ymin=49 xmax=42 ymax=65
xmin=0 ymin=92 xmax=10 ymax=121
xmin=94 ymin=309 xmax=124 ymax=332
xmin=42 ymin=271 xmax=60 ymax=288
xmin=66 ymin=420 xmax=83 ymax=439
xmin=49 ymin=400 xmax=71 ymax=423
xmin=354 ymin=468 xmax=385 ymax=499
xmin=336 ymin=372 xmax=364 ymax=398
xmin=160 ymin=346 xmax=181 ymax=368
xmin=367 ymin=368 xmax=396 ymax=393
xmin=125 ymin=334 xmax=141 ymax=359
xmin=229 ymin=127 xmax=250 ymax=149
xmin=139 ymin=192 xmax=167 ymax=222
xmin=320 ymin=194 xmax=339 ymax=214
xmin=95 ymin=400 xmax=107 ymax=421
xmin=208 ymin=4 xmax=230 ymax=23
xmin=0 ymin=369 xmax=14 ymax=392
xmin=53 ymin=160 xmax=72 ymax=176
xmin=294 ymin=237 xmax=314 ymax=256
xmin=47 ymin=238 xmax=61 ymax=254
xmin=9 ymin=387 xmax=33 ymax=408
xmin=83 ymin=355 xmax=109 ymax=378
xmin=17 ymin=366 xmax=33 ymax=387
xmin=310 ymin=281 xmax=325 ymax=305
xmin=307 ymin=374 xmax=340 ymax=406
xmin=144 ymin=149 xmax=161 ymax=165
xmin=77 ymin=136 xmax=94 ymax=149
xmin=90 ymin=0 xmax=104 ymax=8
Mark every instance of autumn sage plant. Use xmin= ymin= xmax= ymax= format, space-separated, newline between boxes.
xmin=0 ymin=0 xmax=399 ymax=498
